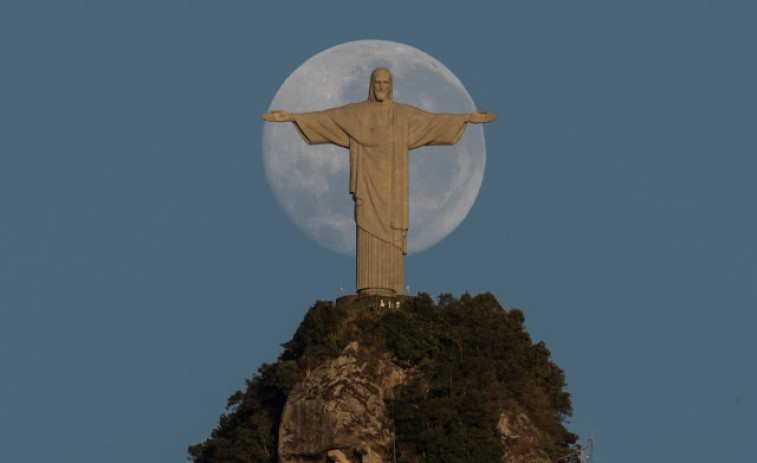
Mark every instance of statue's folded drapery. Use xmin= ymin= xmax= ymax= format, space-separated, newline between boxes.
xmin=292 ymin=102 xmax=468 ymax=295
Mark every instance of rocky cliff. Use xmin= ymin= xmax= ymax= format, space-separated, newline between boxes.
xmin=278 ymin=342 xmax=399 ymax=463
xmin=189 ymin=293 xmax=578 ymax=463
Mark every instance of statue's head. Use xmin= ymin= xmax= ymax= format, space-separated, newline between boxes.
xmin=368 ymin=67 xmax=393 ymax=103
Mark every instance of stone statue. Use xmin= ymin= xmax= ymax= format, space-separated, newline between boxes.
xmin=262 ymin=67 xmax=496 ymax=296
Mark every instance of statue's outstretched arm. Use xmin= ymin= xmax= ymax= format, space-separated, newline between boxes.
xmin=261 ymin=110 xmax=293 ymax=122
xmin=466 ymin=111 xmax=497 ymax=124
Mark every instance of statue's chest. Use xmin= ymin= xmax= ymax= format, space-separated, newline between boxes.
xmin=356 ymin=112 xmax=396 ymax=146
xmin=363 ymin=109 xmax=391 ymax=127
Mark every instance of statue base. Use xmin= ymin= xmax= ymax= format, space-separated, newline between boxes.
xmin=336 ymin=294 xmax=415 ymax=309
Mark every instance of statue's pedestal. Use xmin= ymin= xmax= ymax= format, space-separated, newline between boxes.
xmin=336 ymin=294 xmax=415 ymax=309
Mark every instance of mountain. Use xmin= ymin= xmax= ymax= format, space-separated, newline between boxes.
xmin=189 ymin=292 xmax=578 ymax=463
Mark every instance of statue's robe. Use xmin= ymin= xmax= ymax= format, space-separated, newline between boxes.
xmin=292 ymin=101 xmax=468 ymax=295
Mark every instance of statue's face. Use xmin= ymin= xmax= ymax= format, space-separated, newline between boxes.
xmin=371 ymin=69 xmax=392 ymax=102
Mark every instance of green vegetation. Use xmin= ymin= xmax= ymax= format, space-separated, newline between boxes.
xmin=188 ymin=293 xmax=578 ymax=462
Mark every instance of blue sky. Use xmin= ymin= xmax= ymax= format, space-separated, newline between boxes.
xmin=1 ymin=1 xmax=755 ymax=462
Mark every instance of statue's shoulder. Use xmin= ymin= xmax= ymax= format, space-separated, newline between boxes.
xmin=341 ymin=102 xmax=366 ymax=109
xmin=327 ymin=101 xmax=367 ymax=115
xmin=394 ymin=102 xmax=423 ymax=114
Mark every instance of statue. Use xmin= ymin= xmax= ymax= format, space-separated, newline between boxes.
xmin=263 ymin=67 xmax=496 ymax=296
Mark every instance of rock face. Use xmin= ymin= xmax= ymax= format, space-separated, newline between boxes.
xmin=278 ymin=344 xmax=557 ymax=463
xmin=498 ymin=412 xmax=552 ymax=463
xmin=278 ymin=342 xmax=399 ymax=463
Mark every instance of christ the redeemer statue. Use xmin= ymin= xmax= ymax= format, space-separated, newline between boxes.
xmin=262 ymin=67 xmax=496 ymax=297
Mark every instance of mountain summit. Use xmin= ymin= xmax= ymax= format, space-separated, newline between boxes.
xmin=189 ymin=293 xmax=578 ymax=463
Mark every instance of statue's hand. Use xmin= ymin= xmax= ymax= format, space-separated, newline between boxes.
xmin=468 ymin=111 xmax=497 ymax=123
xmin=261 ymin=110 xmax=292 ymax=122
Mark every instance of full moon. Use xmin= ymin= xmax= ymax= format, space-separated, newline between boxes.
xmin=263 ymin=40 xmax=487 ymax=256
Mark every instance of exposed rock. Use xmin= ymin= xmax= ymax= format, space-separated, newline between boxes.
xmin=498 ymin=412 xmax=552 ymax=463
xmin=505 ymin=450 xmax=553 ymax=463
xmin=326 ymin=450 xmax=350 ymax=463
xmin=356 ymin=444 xmax=383 ymax=463
xmin=278 ymin=342 xmax=398 ymax=463
xmin=280 ymin=343 xmax=555 ymax=463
